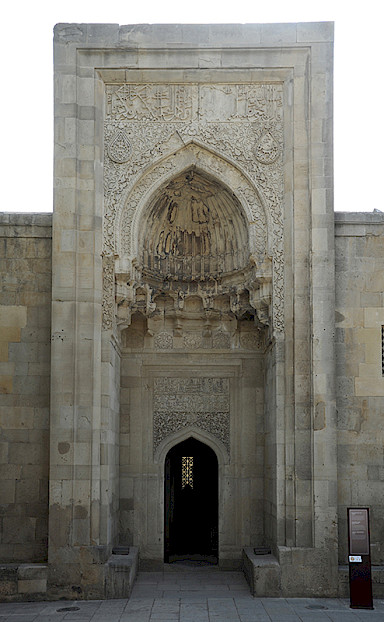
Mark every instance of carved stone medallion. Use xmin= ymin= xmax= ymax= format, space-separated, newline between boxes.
xmin=213 ymin=331 xmax=231 ymax=349
xmin=108 ymin=130 xmax=132 ymax=163
xmin=240 ymin=332 xmax=262 ymax=350
xmin=154 ymin=332 xmax=173 ymax=350
xmin=183 ymin=332 xmax=203 ymax=350
xmin=254 ymin=132 xmax=280 ymax=164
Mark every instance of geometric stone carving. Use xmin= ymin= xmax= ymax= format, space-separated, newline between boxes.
xmin=102 ymin=254 xmax=115 ymax=330
xmin=154 ymin=332 xmax=173 ymax=350
xmin=240 ymin=332 xmax=262 ymax=350
xmin=183 ymin=332 xmax=203 ymax=350
xmin=212 ymin=331 xmax=231 ymax=349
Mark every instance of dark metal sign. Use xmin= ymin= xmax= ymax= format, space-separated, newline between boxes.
xmin=347 ymin=508 xmax=373 ymax=610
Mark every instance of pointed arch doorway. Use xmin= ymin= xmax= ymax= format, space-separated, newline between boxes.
xmin=164 ymin=437 xmax=218 ymax=564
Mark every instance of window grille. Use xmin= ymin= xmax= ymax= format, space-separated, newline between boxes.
xmin=181 ymin=456 xmax=193 ymax=489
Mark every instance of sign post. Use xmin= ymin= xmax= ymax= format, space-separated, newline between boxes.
xmin=347 ymin=508 xmax=373 ymax=609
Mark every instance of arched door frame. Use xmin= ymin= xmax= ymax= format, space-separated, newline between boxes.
xmin=155 ymin=427 xmax=228 ymax=564
xmin=163 ymin=435 xmax=219 ymax=563
xmin=154 ymin=426 xmax=229 ymax=468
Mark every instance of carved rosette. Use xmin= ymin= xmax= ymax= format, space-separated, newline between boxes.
xmin=213 ymin=331 xmax=231 ymax=349
xmin=183 ymin=333 xmax=203 ymax=350
xmin=240 ymin=332 xmax=262 ymax=350
xmin=154 ymin=332 xmax=173 ymax=350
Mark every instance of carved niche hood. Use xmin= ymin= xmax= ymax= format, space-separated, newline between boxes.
xmin=116 ymin=168 xmax=272 ymax=328
xmin=140 ymin=169 xmax=249 ymax=283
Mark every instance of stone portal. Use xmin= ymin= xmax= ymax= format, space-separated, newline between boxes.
xmin=47 ymin=21 xmax=340 ymax=598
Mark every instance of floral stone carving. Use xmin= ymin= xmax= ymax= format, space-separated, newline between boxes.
xmin=153 ymin=377 xmax=230 ymax=451
xmin=103 ymin=82 xmax=285 ymax=334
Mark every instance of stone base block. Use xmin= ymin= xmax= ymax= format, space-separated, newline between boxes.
xmin=0 ymin=564 xmax=48 ymax=601
xmin=48 ymin=544 xmax=110 ymax=600
xmin=278 ymin=546 xmax=339 ymax=597
xmin=242 ymin=548 xmax=281 ymax=596
xmin=105 ymin=547 xmax=139 ymax=599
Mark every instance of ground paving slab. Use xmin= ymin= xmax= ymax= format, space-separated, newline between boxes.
xmin=0 ymin=569 xmax=383 ymax=621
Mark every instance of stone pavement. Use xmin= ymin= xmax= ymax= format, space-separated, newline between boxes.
xmin=1 ymin=567 xmax=383 ymax=621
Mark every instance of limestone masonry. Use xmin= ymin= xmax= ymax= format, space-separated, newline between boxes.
xmin=0 ymin=23 xmax=383 ymax=600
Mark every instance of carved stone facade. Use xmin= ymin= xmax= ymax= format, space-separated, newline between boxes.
xmin=104 ymin=81 xmax=281 ymax=334
xmin=56 ymin=23 xmax=333 ymax=594
xmin=2 ymin=22 xmax=383 ymax=603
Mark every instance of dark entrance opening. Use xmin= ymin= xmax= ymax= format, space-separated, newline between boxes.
xmin=164 ymin=437 xmax=218 ymax=564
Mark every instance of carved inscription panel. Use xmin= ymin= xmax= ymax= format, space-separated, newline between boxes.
xmin=106 ymin=83 xmax=282 ymax=125
xmin=106 ymin=84 xmax=195 ymax=122
xmin=153 ymin=377 xmax=230 ymax=452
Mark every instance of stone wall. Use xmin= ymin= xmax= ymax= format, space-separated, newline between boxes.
xmin=335 ymin=212 xmax=384 ymax=567
xmin=0 ymin=213 xmax=52 ymax=563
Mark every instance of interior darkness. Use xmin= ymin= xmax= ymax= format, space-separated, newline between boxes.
xmin=164 ymin=437 xmax=218 ymax=564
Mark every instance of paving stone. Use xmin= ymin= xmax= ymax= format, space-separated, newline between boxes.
xmin=297 ymin=615 xmax=334 ymax=622
xmin=149 ymin=615 xmax=179 ymax=621
xmin=120 ymin=616 xmax=151 ymax=622
xmin=176 ymin=594 xmax=208 ymax=602
xmin=2 ymin=595 xmax=384 ymax=622
xmin=326 ymin=612 xmax=362 ymax=621
xmin=1 ymin=570 xmax=384 ymax=622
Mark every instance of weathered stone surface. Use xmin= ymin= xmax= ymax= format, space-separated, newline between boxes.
xmin=0 ymin=214 xmax=51 ymax=565
xmin=335 ymin=212 xmax=384 ymax=570
xmin=243 ymin=548 xmax=281 ymax=597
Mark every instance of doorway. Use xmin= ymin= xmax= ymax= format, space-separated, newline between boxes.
xmin=164 ymin=437 xmax=218 ymax=564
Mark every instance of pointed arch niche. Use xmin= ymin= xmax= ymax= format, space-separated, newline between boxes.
xmin=115 ymin=143 xmax=273 ymax=330
xmin=140 ymin=169 xmax=249 ymax=282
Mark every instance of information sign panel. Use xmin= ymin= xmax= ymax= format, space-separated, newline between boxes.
xmin=347 ymin=508 xmax=373 ymax=610
xmin=349 ymin=509 xmax=370 ymax=555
